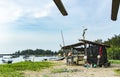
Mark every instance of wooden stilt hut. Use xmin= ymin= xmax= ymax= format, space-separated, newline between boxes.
xmin=62 ymin=39 xmax=110 ymax=67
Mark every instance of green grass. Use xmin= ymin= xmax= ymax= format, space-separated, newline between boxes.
xmin=51 ymin=68 xmax=79 ymax=73
xmin=109 ymin=60 xmax=120 ymax=76
xmin=109 ymin=60 xmax=120 ymax=64
xmin=114 ymin=69 xmax=120 ymax=75
xmin=0 ymin=61 xmax=54 ymax=77
xmin=51 ymin=68 xmax=69 ymax=73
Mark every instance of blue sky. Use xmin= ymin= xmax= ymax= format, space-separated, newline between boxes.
xmin=0 ymin=0 xmax=120 ymax=54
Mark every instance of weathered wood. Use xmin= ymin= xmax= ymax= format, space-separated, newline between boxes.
xmin=53 ymin=0 xmax=68 ymax=16
xmin=62 ymin=39 xmax=110 ymax=66
xmin=111 ymin=0 xmax=120 ymax=21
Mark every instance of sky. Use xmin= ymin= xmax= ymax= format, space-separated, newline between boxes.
xmin=0 ymin=0 xmax=120 ymax=54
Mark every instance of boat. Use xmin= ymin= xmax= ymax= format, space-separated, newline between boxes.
xmin=49 ymin=57 xmax=65 ymax=61
xmin=56 ymin=57 xmax=65 ymax=61
xmin=2 ymin=56 xmax=13 ymax=63
xmin=23 ymin=55 xmax=31 ymax=61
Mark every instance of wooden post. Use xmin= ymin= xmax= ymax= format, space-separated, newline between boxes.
xmin=111 ymin=0 xmax=120 ymax=21
xmin=53 ymin=0 xmax=68 ymax=16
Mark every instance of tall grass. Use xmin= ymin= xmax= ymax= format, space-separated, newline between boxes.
xmin=0 ymin=61 xmax=54 ymax=77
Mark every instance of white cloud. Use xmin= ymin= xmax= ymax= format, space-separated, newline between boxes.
xmin=33 ymin=11 xmax=49 ymax=18
xmin=0 ymin=0 xmax=54 ymax=25
xmin=0 ymin=1 xmax=23 ymax=24
xmin=32 ymin=3 xmax=54 ymax=18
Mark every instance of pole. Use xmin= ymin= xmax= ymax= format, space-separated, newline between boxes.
xmin=82 ymin=27 xmax=88 ymax=64
xmin=61 ymin=30 xmax=65 ymax=46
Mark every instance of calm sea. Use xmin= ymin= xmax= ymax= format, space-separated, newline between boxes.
xmin=0 ymin=56 xmax=58 ymax=64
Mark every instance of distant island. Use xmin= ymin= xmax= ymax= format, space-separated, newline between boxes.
xmin=12 ymin=49 xmax=58 ymax=57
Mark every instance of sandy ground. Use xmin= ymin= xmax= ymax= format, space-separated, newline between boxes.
xmin=24 ymin=60 xmax=120 ymax=77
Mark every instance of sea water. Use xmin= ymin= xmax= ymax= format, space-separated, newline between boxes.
xmin=0 ymin=56 xmax=58 ymax=64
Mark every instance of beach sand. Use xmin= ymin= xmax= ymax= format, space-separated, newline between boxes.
xmin=24 ymin=60 xmax=120 ymax=77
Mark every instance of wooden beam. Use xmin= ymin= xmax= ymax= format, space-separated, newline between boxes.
xmin=62 ymin=42 xmax=84 ymax=49
xmin=111 ymin=0 xmax=120 ymax=21
xmin=79 ymin=39 xmax=110 ymax=47
xmin=53 ymin=0 xmax=68 ymax=16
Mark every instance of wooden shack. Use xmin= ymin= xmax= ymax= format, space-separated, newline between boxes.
xmin=62 ymin=39 xmax=110 ymax=67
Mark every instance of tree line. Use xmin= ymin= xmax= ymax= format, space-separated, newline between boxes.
xmin=13 ymin=49 xmax=58 ymax=56
xmin=104 ymin=34 xmax=120 ymax=60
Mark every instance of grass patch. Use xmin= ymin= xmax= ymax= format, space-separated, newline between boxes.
xmin=109 ymin=60 xmax=120 ymax=64
xmin=42 ymin=74 xmax=50 ymax=77
xmin=0 ymin=61 xmax=54 ymax=77
xmin=51 ymin=68 xmax=79 ymax=73
xmin=51 ymin=68 xmax=69 ymax=73
xmin=114 ymin=69 xmax=120 ymax=75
